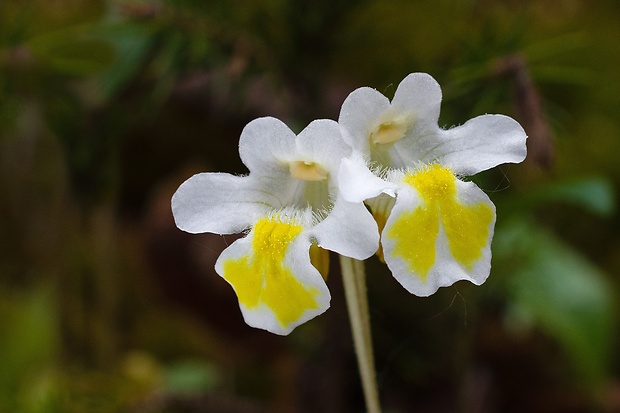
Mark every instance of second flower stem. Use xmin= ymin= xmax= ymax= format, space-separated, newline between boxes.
xmin=340 ymin=255 xmax=382 ymax=413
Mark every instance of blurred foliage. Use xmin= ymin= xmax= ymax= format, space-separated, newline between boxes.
xmin=493 ymin=177 xmax=617 ymax=385
xmin=1 ymin=0 xmax=620 ymax=412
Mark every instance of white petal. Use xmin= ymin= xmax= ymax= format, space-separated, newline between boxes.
xmin=338 ymin=154 xmax=397 ymax=203
xmin=382 ymin=180 xmax=496 ymax=296
xmin=338 ymin=86 xmax=391 ymax=154
xmin=296 ymin=119 xmax=352 ymax=174
xmin=171 ymin=173 xmax=270 ymax=234
xmin=359 ymin=73 xmax=443 ymax=170
xmin=423 ymin=114 xmax=528 ymax=176
xmin=391 ymin=72 xmax=442 ymax=134
xmin=215 ymin=228 xmax=330 ymax=335
xmin=310 ymin=198 xmax=379 ymax=260
xmin=238 ymin=117 xmax=297 ymax=175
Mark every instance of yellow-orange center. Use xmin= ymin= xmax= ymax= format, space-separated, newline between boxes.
xmin=370 ymin=120 xmax=409 ymax=144
xmin=289 ymin=161 xmax=328 ymax=181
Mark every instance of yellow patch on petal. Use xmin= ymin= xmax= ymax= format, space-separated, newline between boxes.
xmin=404 ymin=164 xmax=456 ymax=200
xmin=222 ymin=217 xmax=320 ymax=328
xmin=387 ymin=202 xmax=439 ymax=281
xmin=442 ymin=202 xmax=494 ymax=268
xmin=387 ymin=164 xmax=494 ymax=281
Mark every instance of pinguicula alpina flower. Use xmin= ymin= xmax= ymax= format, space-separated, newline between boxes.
xmin=337 ymin=72 xmax=528 ymax=297
xmin=171 ymin=117 xmax=379 ymax=335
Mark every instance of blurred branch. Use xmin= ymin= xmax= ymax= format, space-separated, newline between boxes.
xmin=493 ymin=54 xmax=555 ymax=169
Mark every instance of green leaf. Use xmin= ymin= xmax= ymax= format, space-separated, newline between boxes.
xmin=28 ymin=27 xmax=116 ymax=76
xmin=164 ymin=360 xmax=219 ymax=395
xmin=0 ymin=287 xmax=60 ymax=412
xmin=495 ymin=219 xmax=616 ymax=384
xmin=527 ymin=177 xmax=616 ymax=217
xmin=92 ymin=22 xmax=157 ymax=100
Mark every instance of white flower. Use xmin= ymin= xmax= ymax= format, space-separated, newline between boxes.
xmin=338 ymin=73 xmax=527 ymax=296
xmin=171 ymin=117 xmax=379 ymax=335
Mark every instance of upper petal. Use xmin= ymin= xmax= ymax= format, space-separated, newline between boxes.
xmin=310 ymin=197 xmax=379 ymax=260
xmin=238 ymin=117 xmax=297 ymax=175
xmin=295 ymin=119 xmax=352 ymax=174
xmin=421 ymin=114 xmax=528 ymax=176
xmin=338 ymin=86 xmax=391 ymax=154
xmin=391 ymin=72 xmax=443 ymax=135
xmin=171 ymin=173 xmax=271 ymax=234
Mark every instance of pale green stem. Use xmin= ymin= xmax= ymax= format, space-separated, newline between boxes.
xmin=340 ymin=255 xmax=382 ymax=413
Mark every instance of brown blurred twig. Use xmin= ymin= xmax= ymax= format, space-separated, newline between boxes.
xmin=493 ymin=54 xmax=555 ymax=169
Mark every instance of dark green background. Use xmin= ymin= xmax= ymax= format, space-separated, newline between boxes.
xmin=1 ymin=1 xmax=619 ymax=412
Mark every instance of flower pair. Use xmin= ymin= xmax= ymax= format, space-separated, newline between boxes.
xmin=172 ymin=73 xmax=527 ymax=335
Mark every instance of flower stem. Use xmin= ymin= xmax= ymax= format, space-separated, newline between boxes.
xmin=340 ymin=255 xmax=382 ymax=413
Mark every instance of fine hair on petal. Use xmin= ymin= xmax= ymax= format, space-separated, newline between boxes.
xmin=267 ymin=206 xmax=314 ymax=228
xmin=368 ymin=161 xmax=392 ymax=181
